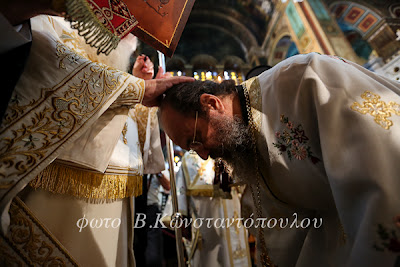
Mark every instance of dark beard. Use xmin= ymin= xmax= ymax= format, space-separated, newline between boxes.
xmin=208 ymin=115 xmax=258 ymax=184
xmin=208 ymin=114 xmax=253 ymax=160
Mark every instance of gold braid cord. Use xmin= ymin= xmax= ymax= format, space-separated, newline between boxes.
xmin=242 ymin=79 xmax=275 ymax=267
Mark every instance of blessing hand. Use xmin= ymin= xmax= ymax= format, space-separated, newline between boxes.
xmin=132 ymin=54 xmax=154 ymax=80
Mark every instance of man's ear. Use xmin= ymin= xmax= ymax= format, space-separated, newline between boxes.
xmin=199 ymin=94 xmax=224 ymax=112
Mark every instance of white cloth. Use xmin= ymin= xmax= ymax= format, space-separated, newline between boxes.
xmin=240 ymin=53 xmax=400 ymax=267
xmin=21 ymin=188 xmax=136 ymax=267
xmin=176 ymin=152 xmax=251 ymax=267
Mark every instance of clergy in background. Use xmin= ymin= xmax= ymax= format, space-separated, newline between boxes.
xmin=170 ymin=151 xmax=251 ymax=267
xmin=159 ymin=53 xmax=400 ymax=267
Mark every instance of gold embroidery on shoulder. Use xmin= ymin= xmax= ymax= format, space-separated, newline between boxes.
xmin=0 ymin=61 xmax=129 ymax=180
xmin=1 ymin=43 xmax=87 ymax=128
xmin=351 ymin=91 xmax=400 ymax=130
xmin=56 ymin=41 xmax=83 ymax=69
xmin=60 ymin=30 xmax=83 ymax=53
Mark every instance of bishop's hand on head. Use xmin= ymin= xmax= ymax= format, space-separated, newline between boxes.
xmin=143 ymin=76 xmax=195 ymax=107
xmin=132 ymin=54 xmax=194 ymax=107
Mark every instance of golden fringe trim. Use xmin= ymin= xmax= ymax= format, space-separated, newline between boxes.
xmin=64 ymin=0 xmax=120 ymax=55
xmin=30 ymin=162 xmax=142 ymax=202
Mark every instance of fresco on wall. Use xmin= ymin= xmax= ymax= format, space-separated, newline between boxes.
xmin=344 ymin=6 xmax=365 ymax=24
xmin=308 ymin=0 xmax=331 ymax=21
xmin=333 ymin=3 xmax=348 ymax=18
xmin=271 ymin=36 xmax=299 ymax=65
xmin=337 ymin=22 xmax=372 ymax=60
xmin=286 ymin=1 xmax=305 ymax=39
xmin=331 ymin=2 xmax=381 ymax=37
xmin=358 ymin=14 xmax=378 ymax=33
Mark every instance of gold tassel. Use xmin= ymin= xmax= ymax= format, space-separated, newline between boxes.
xmin=64 ymin=0 xmax=120 ymax=55
xmin=30 ymin=162 xmax=143 ymax=202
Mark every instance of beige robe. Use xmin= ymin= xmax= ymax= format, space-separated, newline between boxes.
xmin=240 ymin=53 xmax=400 ymax=267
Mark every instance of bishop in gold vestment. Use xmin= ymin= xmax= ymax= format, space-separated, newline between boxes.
xmin=0 ymin=15 xmax=165 ymax=266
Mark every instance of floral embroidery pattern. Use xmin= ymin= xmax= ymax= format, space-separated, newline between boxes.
xmin=3 ymin=198 xmax=79 ymax=266
xmin=272 ymin=115 xmax=320 ymax=164
xmin=55 ymin=41 xmax=83 ymax=69
xmin=373 ymin=215 xmax=400 ymax=266
xmin=0 ymin=43 xmax=143 ymax=183
xmin=351 ymin=91 xmax=400 ymax=130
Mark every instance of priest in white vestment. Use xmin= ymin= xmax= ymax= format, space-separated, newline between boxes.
xmin=172 ymin=151 xmax=251 ymax=267
xmin=159 ymin=53 xmax=400 ymax=267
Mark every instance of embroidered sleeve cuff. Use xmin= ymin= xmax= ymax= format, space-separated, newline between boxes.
xmin=110 ymin=77 xmax=145 ymax=108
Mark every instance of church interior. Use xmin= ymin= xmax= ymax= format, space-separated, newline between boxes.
xmin=138 ymin=0 xmax=400 ymax=83
xmin=136 ymin=0 xmax=400 ymax=265
xmin=1 ymin=0 xmax=400 ymax=266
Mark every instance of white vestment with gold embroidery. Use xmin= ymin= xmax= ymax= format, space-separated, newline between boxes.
xmin=240 ymin=53 xmax=400 ymax=267
xmin=176 ymin=152 xmax=251 ymax=267
xmin=0 ymin=15 xmax=164 ymax=267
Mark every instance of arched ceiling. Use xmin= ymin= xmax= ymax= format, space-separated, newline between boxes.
xmin=171 ymin=0 xmax=274 ymax=64
xmin=163 ymin=0 xmax=400 ymax=69
xmin=325 ymin=0 xmax=400 ymax=18
xmin=174 ymin=24 xmax=247 ymax=62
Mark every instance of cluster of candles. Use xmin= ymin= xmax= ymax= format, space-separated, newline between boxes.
xmin=168 ymin=70 xmax=244 ymax=84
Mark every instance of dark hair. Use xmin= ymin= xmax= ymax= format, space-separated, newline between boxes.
xmin=245 ymin=65 xmax=272 ymax=80
xmin=162 ymin=80 xmax=237 ymax=115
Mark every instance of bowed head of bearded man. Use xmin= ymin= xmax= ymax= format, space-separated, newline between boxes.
xmin=160 ymin=80 xmax=254 ymax=162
